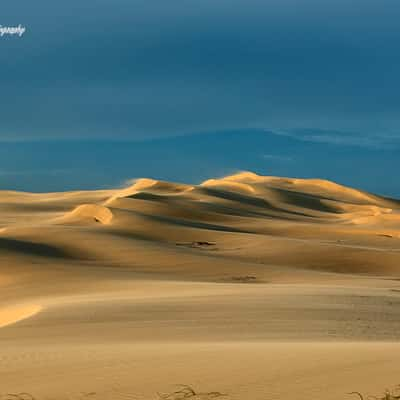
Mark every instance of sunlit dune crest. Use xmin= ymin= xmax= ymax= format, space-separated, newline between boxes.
xmin=57 ymin=204 xmax=114 ymax=225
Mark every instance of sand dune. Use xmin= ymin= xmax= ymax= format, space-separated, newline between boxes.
xmin=57 ymin=204 xmax=114 ymax=225
xmin=1 ymin=172 xmax=400 ymax=399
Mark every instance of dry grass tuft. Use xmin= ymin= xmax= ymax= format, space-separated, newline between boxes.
xmin=157 ymin=385 xmax=226 ymax=400
xmin=4 ymin=384 xmax=400 ymax=399
xmin=349 ymin=386 xmax=400 ymax=400
xmin=1 ymin=394 xmax=36 ymax=400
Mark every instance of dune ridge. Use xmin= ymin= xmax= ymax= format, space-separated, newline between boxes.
xmin=57 ymin=204 xmax=114 ymax=225
xmin=1 ymin=171 xmax=400 ymax=276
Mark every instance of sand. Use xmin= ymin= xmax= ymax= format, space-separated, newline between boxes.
xmin=1 ymin=171 xmax=400 ymax=399
xmin=0 ymin=304 xmax=42 ymax=328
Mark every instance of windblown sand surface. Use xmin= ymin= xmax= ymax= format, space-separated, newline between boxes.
xmin=1 ymin=172 xmax=400 ymax=399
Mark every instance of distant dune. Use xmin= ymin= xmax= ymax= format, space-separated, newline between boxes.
xmin=3 ymin=171 xmax=398 ymax=276
xmin=1 ymin=172 xmax=400 ymax=400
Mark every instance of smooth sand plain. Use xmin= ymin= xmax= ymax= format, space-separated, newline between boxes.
xmin=1 ymin=172 xmax=400 ymax=399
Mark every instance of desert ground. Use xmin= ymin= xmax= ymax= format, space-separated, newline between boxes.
xmin=1 ymin=171 xmax=400 ymax=400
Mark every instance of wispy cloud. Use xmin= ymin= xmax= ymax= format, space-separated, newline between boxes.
xmin=0 ymin=169 xmax=75 ymax=176
xmin=270 ymin=129 xmax=400 ymax=150
xmin=262 ymin=154 xmax=293 ymax=162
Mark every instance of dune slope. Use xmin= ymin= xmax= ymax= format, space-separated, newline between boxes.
xmin=1 ymin=172 xmax=400 ymax=399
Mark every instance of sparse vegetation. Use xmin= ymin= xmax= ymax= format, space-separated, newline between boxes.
xmin=3 ymin=385 xmax=400 ymax=400
xmin=231 ymin=275 xmax=257 ymax=283
xmin=176 ymin=242 xmax=217 ymax=249
xmin=157 ymin=385 xmax=226 ymax=400
xmin=1 ymin=394 xmax=36 ymax=400
xmin=349 ymin=386 xmax=400 ymax=400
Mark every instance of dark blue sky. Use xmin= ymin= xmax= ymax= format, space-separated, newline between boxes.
xmin=0 ymin=0 xmax=399 ymax=195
